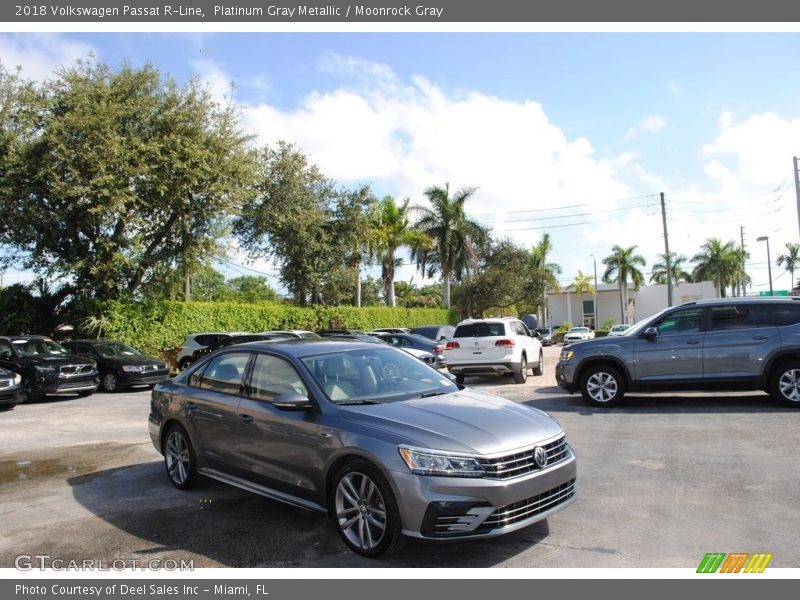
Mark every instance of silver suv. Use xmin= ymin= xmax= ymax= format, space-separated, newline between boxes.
xmin=556 ymin=297 xmax=800 ymax=407
xmin=446 ymin=317 xmax=543 ymax=384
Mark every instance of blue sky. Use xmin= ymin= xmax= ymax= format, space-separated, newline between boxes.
xmin=2 ymin=32 xmax=800 ymax=294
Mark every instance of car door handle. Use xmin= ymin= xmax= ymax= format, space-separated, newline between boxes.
xmin=753 ymin=335 xmax=769 ymax=341
xmin=239 ymin=414 xmax=254 ymax=424
xmin=186 ymin=402 xmax=198 ymax=412
xmin=686 ymin=340 xmax=702 ymax=345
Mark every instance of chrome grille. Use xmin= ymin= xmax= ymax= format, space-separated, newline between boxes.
xmin=477 ymin=436 xmax=569 ymax=479
xmin=477 ymin=479 xmax=576 ymax=531
xmin=60 ymin=364 xmax=93 ymax=376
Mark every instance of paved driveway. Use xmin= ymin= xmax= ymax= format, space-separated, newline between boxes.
xmin=1 ymin=344 xmax=797 ymax=568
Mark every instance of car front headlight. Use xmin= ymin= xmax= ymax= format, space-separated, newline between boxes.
xmin=559 ymin=350 xmax=574 ymax=363
xmin=122 ymin=365 xmax=144 ymax=372
xmin=398 ymin=446 xmax=484 ymax=477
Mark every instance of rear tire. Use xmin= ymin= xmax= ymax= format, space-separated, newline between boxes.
xmin=533 ymin=350 xmax=544 ymax=376
xmin=163 ymin=425 xmax=197 ymax=490
xmin=769 ymin=361 xmax=800 ymax=407
xmin=513 ymin=355 xmax=528 ymax=384
xmin=579 ymin=365 xmax=625 ymax=407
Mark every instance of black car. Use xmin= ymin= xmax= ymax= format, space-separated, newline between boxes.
xmin=63 ymin=340 xmax=170 ymax=393
xmin=189 ymin=333 xmax=293 ymax=365
xmin=0 ymin=335 xmax=99 ymax=403
xmin=0 ymin=366 xmax=22 ymax=409
xmin=408 ymin=324 xmax=455 ymax=342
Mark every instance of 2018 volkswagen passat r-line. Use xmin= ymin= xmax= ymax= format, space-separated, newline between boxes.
xmin=149 ymin=339 xmax=576 ymax=556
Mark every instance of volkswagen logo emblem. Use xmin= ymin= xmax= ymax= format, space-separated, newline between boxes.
xmin=533 ymin=446 xmax=547 ymax=468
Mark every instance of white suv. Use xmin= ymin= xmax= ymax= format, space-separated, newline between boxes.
xmin=445 ymin=317 xmax=543 ymax=384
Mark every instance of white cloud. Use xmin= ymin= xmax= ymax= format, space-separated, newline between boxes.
xmin=0 ymin=34 xmax=96 ymax=80
xmin=623 ymin=114 xmax=667 ymax=142
xmin=190 ymin=59 xmax=235 ymax=103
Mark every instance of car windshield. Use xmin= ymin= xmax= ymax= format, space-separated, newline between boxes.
xmin=570 ymin=328 xmax=589 ymax=333
xmin=12 ymin=338 xmax=69 ymax=357
xmin=96 ymin=342 xmax=142 ymax=358
xmin=300 ymin=347 xmax=458 ymax=405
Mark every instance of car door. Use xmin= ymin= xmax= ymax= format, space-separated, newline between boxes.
xmin=702 ymin=303 xmax=779 ymax=383
xmin=514 ymin=320 xmax=538 ymax=358
xmin=183 ymin=351 xmax=252 ymax=471
xmin=633 ymin=306 xmax=706 ymax=384
xmin=235 ymin=352 xmax=322 ymax=502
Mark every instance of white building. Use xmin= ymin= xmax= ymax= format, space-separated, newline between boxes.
xmin=545 ymin=281 xmax=718 ymax=329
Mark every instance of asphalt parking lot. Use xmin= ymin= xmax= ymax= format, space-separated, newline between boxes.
xmin=1 ymin=344 xmax=798 ymax=569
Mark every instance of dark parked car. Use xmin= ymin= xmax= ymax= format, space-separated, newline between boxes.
xmin=0 ymin=335 xmax=98 ymax=403
xmin=189 ymin=333 xmax=293 ymax=364
xmin=372 ymin=332 xmax=448 ymax=368
xmin=556 ymin=297 xmax=800 ymax=407
xmin=150 ymin=339 xmax=576 ymax=557
xmin=0 ymin=366 xmax=22 ymax=409
xmin=63 ymin=340 xmax=170 ymax=393
xmin=534 ymin=327 xmax=555 ymax=346
xmin=408 ymin=324 xmax=455 ymax=342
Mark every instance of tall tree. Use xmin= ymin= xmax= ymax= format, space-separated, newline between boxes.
xmin=333 ymin=185 xmax=379 ymax=307
xmin=374 ymin=196 xmax=430 ymax=307
xmin=602 ymin=245 xmax=646 ymax=322
xmin=527 ymin=233 xmax=562 ymax=319
xmin=777 ymin=242 xmax=800 ymax=293
xmin=691 ymin=238 xmax=739 ymax=298
xmin=649 ymin=253 xmax=692 ymax=285
xmin=411 ymin=183 xmax=488 ymax=308
xmin=0 ymin=59 xmax=257 ymax=300
xmin=234 ymin=142 xmax=337 ymax=305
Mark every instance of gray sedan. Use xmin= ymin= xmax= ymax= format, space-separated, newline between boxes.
xmin=149 ymin=339 xmax=576 ymax=556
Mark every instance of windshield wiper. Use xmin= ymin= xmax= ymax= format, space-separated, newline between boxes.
xmin=418 ymin=391 xmax=447 ymax=398
xmin=336 ymin=399 xmax=383 ymax=405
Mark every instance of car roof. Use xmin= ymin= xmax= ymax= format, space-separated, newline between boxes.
xmin=215 ymin=338 xmax=390 ymax=359
xmin=679 ymin=297 xmax=800 ymax=307
xmin=4 ymin=335 xmax=51 ymax=340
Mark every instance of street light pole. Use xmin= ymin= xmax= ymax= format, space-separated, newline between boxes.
xmin=757 ymin=236 xmax=773 ymax=296
xmin=590 ymin=254 xmax=598 ymax=329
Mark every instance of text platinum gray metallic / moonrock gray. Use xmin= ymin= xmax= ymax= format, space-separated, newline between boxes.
xmin=149 ymin=339 xmax=576 ymax=556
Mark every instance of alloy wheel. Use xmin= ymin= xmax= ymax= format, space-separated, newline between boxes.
xmin=335 ymin=471 xmax=387 ymax=552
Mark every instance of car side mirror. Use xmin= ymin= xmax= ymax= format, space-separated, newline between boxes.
xmin=273 ymin=392 xmax=312 ymax=411
xmin=642 ymin=327 xmax=658 ymax=340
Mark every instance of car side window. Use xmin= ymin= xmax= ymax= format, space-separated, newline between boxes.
xmin=769 ymin=304 xmax=800 ymax=327
xmin=653 ymin=308 xmax=704 ymax=336
xmin=249 ymin=354 xmax=308 ymax=403
xmin=0 ymin=340 xmax=13 ymax=359
xmin=710 ymin=304 xmax=770 ymax=330
xmin=198 ymin=352 xmax=250 ymax=395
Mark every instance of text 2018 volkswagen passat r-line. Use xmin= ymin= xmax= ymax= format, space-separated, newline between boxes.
xmin=149 ymin=339 xmax=577 ymax=556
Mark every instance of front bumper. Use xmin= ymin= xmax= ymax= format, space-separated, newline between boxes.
xmin=0 ymin=387 xmax=21 ymax=407
xmin=39 ymin=377 xmax=99 ymax=395
xmin=122 ymin=369 xmax=171 ymax=388
xmin=391 ymin=446 xmax=577 ymax=540
xmin=555 ymin=362 xmax=578 ymax=393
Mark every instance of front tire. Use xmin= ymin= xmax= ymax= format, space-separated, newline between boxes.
xmin=21 ymin=377 xmax=39 ymax=403
xmin=769 ymin=362 xmax=800 ymax=407
xmin=580 ymin=365 xmax=625 ymax=407
xmin=163 ymin=425 xmax=197 ymax=490
xmin=513 ymin=354 xmax=528 ymax=384
xmin=101 ymin=372 xmax=120 ymax=393
xmin=332 ymin=460 xmax=403 ymax=557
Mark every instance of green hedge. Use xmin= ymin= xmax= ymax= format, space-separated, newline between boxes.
xmin=79 ymin=300 xmax=457 ymax=362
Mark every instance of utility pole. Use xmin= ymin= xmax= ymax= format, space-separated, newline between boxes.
xmin=740 ymin=226 xmax=746 ymax=297
xmin=660 ymin=192 xmax=673 ymax=306
xmin=794 ymin=156 xmax=800 ymax=239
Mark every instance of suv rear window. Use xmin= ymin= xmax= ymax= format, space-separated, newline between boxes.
xmin=769 ymin=303 xmax=800 ymax=327
xmin=454 ymin=322 xmax=506 ymax=337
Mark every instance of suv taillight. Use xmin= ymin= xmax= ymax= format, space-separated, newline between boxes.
xmin=495 ymin=339 xmax=515 ymax=348
xmin=446 ymin=341 xmax=460 ymax=350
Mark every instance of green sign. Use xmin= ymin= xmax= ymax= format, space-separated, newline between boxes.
xmin=758 ymin=290 xmax=789 ymax=296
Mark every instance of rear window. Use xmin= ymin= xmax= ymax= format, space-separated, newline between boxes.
xmin=769 ymin=303 xmax=800 ymax=327
xmin=454 ymin=322 xmax=506 ymax=337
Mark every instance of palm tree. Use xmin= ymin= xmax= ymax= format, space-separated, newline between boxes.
xmin=602 ymin=245 xmax=646 ymax=323
xmin=411 ymin=183 xmax=488 ymax=308
xmin=374 ymin=196 xmax=430 ymax=307
xmin=777 ymin=242 xmax=800 ymax=294
xmin=691 ymin=238 xmax=738 ymax=298
xmin=569 ymin=270 xmax=595 ymax=327
xmin=529 ymin=233 xmax=562 ymax=321
xmin=649 ymin=253 xmax=692 ymax=285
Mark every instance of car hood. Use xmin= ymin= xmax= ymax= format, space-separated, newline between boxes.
xmin=341 ymin=388 xmax=562 ymax=455
xmin=17 ymin=355 xmax=95 ymax=367
xmin=98 ymin=356 xmax=164 ymax=367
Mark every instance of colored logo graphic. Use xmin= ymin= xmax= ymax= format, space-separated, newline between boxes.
xmin=696 ymin=552 xmax=773 ymax=573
